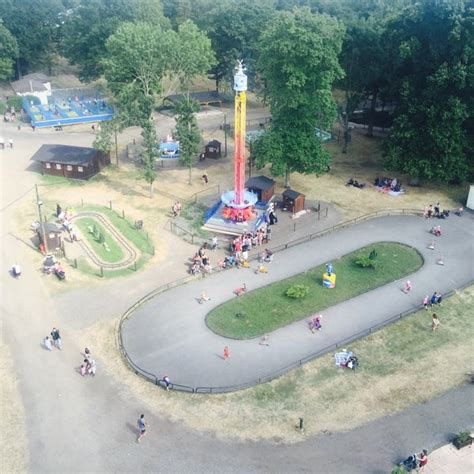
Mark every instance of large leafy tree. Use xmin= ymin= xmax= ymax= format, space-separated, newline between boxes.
xmin=0 ymin=0 xmax=65 ymax=77
xmin=168 ymin=20 xmax=216 ymax=93
xmin=255 ymin=7 xmax=345 ymax=185
xmin=141 ymin=120 xmax=159 ymax=197
xmin=0 ymin=20 xmax=18 ymax=81
xmin=103 ymin=21 xmax=175 ymax=125
xmin=383 ymin=0 xmax=474 ymax=183
xmin=61 ymin=0 xmax=169 ymax=82
xmin=202 ymin=0 xmax=274 ymax=92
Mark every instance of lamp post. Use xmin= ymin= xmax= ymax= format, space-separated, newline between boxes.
xmin=35 ymin=184 xmax=48 ymax=254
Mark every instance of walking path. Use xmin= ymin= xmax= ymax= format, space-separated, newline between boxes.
xmin=121 ymin=213 xmax=474 ymax=390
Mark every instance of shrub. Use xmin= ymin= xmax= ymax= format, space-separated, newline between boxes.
xmin=356 ymin=249 xmax=378 ymax=268
xmin=286 ymin=285 xmax=309 ymax=299
xmin=355 ymin=254 xmax=377 ymax=268
xmin=0 ymin=101 xmax=7 ymax=115
xmin=453 ymin=431 xmax=472 ymax=449
xmin=391 ymin=467 xmax=407 ymax=474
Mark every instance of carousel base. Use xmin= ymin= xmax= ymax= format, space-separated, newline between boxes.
xmin=202 ymin=201 xmax=266 ymax=236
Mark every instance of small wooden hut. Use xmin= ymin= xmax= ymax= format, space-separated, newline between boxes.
xmin=282 ymin=189 xmax=306 ymax=214
xmin=204 ymin=140 xmax=222 ymax=159
xmin=37 ymin=222 xmax=63 ymax=250
xmin=245 ymin=175 xmax=275 ymax=204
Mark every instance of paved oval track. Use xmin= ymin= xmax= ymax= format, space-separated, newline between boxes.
xmin=121 ymin=214 xmax=474 ymax=390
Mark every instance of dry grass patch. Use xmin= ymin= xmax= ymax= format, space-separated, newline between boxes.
xmin=0 ymin=342 xmax=29 ymax=473
xmin=76 ymin=286 xmax=473 ymax=444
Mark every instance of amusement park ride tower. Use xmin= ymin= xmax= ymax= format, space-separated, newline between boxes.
xmin=220 ymin=61 xmax=258 ymax=221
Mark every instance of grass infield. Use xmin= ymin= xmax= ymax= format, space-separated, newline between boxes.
xmin=206 ymin=242 xmax=423 ymax=339
xmin=75 ymin=216 xmax=124 ymax=263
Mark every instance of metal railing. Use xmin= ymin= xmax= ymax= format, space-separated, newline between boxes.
xmin=117 ymin=208 xmax=471 ymax=394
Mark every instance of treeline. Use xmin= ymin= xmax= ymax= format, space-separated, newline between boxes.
xmin=0 ymin=0 xmax=472 ymax=182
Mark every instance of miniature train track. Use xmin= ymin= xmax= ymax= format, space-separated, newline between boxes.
xmin=72 ymin=211 xmax=138 ymax=269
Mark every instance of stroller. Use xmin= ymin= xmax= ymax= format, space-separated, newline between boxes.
xmin=400 ymin=454 xmax=418 ymax=472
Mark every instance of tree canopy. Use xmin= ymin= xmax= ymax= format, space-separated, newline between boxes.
xmin=0 ymin=20 xmax=18 ymax=81
xmin=383 ymin=0 xmax=474 ymax=182
xmin=254 ymin=7 xmax=345 ymax=184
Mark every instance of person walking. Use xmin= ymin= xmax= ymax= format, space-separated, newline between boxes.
xmin=404 ymin=280 xmax=412 ymax=293
xmin=259 ymin=335 xmax=270 ymax=346
xmin=51 ymin=328 xmax=62 ymax=350
xmin=431 ymin=314 xmax=440 ymax=331
xmin=8 ymin=138 xmax=13 ymax=148
xmin=223 ymin=346 xmax=230 ymax=360
xmin=44 ymin=336 xmax=52 ymax=351
xmin=430 ymin=291 xmax=439 ymax=306
xmin=137 ymin=414 xmax=148 ymax=442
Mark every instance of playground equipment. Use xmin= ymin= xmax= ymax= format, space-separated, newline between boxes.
xmin=159 ymin=134 xmax=180 ymax=158
xmin=323 ymin=262 xmax=336 ymax=288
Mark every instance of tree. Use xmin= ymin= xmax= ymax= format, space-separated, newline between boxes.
xmin=169 ymin=20 xmax=215 ymax=93
xmin=202 ymin=0 xmax=274 ymax=92
xmin=141 ymin=121 xmax=158 ymax=197
xmin=254 ymin=7 xmax=345 ymax=185
xmin=0 ymin=20 xmax=18 ymax=81
xmin=103 ymin=21 xmax=175 ymax=125
xmin=174 ymin=97 xmax=201 ymax=184
xmin=383 ymin=0 xmax=474 ymax=183
xmin=0 ymin=0 xmax=65 ymax=77
xmin=61 ymin=0 xmax=169 ymax=82
xmin=92 ymin=118 xmax=124 ymax=165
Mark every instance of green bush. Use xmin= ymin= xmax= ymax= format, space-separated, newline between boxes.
xmin=0 ymin=101 xmax=7 ymax=115
xmin=391 ymin=466 xmax=407 ymax=474
xmin=286 ymin=285 xmax=309 ymax=299
xmin=355 ymin=254 xmax=377 ymax=268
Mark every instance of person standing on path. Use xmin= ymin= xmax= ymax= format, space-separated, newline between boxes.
xmin=44 ymin=336 xmax=52 ymax=351
xmin=223 ymin=346 xmax=230 ymax=360
xmin=417 ymin=449 xmax=428 ymax=471
xmin=8 ymin=138 xmax=13 ymax=148
xmin=51 ymin=328 xmax=62 ymax=350
xmin=259 ymin=335 xmax=270 ymax=346
xmin=137 ymin=414 xmax=148 ymax=442
xmin=162 ymin=375 xmax=171 ymax=391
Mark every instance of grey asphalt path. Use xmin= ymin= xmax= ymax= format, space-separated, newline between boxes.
xmin=122 ymin=213 xmax=474 ymax=389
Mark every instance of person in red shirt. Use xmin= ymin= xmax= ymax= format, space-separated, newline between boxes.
xmin=417 ymin=449 xmax=428 ymax=471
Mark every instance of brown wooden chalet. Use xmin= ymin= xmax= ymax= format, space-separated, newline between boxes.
xmin=31 ymin=144 xmax=110 ymax=180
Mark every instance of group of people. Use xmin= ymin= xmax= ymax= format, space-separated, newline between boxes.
xmin=80 ymin=347 xmax=97 ymax=377
xmin=423 ymin=202 xmax=451 ymax=219
xmin=190 ymin=242 xmax=212 ymax=275
xmin=374 ymin=176 xmax=402 ymax=193
xmin=56 ymin=204 xmax=77 ymax=242
xmin=309 ymin=314 xmax=323 ymax=333
xmin=44 ymin=327 xmax=62 ymax=351
xmin=400 ymin=450 xmax=428 ymax=472
xmin=423 ymin=291 xmax=443 ymax=309
xmin=43 ymin=254 xmax=66 ymax=280
xmin=345 ymin=177 xmax=366 ymax=189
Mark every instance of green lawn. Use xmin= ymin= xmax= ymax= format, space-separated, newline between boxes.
xmin=206 ymin=242 xmax=423 ymax=338
xmin=75 ymin=217 xmax=124 ymax=263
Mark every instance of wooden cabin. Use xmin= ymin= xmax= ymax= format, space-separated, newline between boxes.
xmin=204 ymin=140 xmax=222 ymax=159
xmin=245 ymin=175 xmax=275 ymax=204
xmin=282 ymin=189 xmax=306 ymax=214
xmin=31 ymin=144 xmax=110 ymax=180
